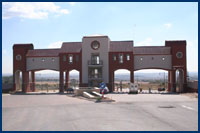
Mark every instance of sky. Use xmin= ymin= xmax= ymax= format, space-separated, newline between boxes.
xmin=2 ymin=2 xmax=198 ymax=75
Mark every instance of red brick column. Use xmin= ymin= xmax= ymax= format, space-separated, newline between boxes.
xmin=168 ymin=71 xmax=171 ymax=92
xmin=170 ymin=70 xmax=176 ymax=92
xmin=108 ymin=70 xmax=114 ymax=92
xmin=59 ymin=71 xmax=64 ymax=93
xmin=22 ymin=71 xmax=29 ymax=93
xmin=13 ymin=71 xmax=16 ymax=92
xmin=79 ymin=70 xmax=82 ymax=87
xmin=65 ymin=71 xmax=69 ymax=89
xmin=168 ymin=70 xmax=174 ymax=92
xmin=130 ymin=71 xmax=134 ymax=83
xmin=31 ymin=71 xmax=35 ymax=92
xmin=183 ymin=68 xmax=187 ymax=92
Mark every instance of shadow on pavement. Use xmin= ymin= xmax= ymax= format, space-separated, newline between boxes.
xmin=110 ymin=91 xmax=180 ymax=95
xmin=10 ymin=92 xmax=74 ymax=95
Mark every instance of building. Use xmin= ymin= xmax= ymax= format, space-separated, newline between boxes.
xmin=13 ymin=35 xmax=187 ymax=93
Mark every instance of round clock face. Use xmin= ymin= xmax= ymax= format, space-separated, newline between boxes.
xmin=176 ymin=52 xmax=183 ymax=59
xmin=91 ymin=41 xmax=100 ymax=50
xmin=16 ymin=54 xmax=22 ymax=61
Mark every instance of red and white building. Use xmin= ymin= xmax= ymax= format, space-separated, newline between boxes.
xmin=13 ymin=35 xmax=187 ymax=93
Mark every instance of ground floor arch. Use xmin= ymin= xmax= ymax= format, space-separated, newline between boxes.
xmin=63 ymin=69 xmax=80 ymax=90
xmin=134 ymin=69 xmax=168 ymax=92
xmin=13 ymin=70 xmax=35 ymax=92
xmin=69 ymin=70 xmax=80 ymax=89
xmin=176 ymin=69 xmax=184 ymax=93
xmin=113 ymin=69 xmax=133 ymax=92
xmin=35 ymin=70 xmax=59 ymax=92
xmin=15 ymin=70 xmax=22 ymax=92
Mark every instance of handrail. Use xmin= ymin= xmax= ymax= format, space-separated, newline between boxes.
xmin=88 ymin=60 xmax=103 ymax=65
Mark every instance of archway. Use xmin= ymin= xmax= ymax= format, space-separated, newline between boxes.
xmin=63 ymin=69 xmax=80 ymax=90
xmin=69 ymin=70 xmax=80 ymax=89
xmin=176 ymin=69 xmax=184 ymax=93
xmin=35 ymin=70 xmax=59 ymax=93
xmin=134 ymin=69 xmax=168 ymax=93
xmin=15 ymin=70 xmax=22 ymax=92
xmin=114 ymin=69 xmax=130 ymax=93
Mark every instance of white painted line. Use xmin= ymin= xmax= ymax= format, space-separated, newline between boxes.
xmin=181 ymin=105 xmax=194 ymax=110
xmin=2 ymin=94 xmax=10 ymax=96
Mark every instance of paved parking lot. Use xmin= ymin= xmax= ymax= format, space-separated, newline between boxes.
xmin=2 ymin=93 xmax=198 ymax=131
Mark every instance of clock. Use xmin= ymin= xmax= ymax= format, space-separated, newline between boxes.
xmin=91 ymin=41 xmax=100 ymax=50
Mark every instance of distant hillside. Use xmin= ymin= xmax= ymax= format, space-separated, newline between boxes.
xmin=2 ymin=71 xmax=198 ymax=81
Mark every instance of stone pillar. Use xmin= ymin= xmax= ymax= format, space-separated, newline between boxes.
xmin=111 ymin=71 xmax=114 ymax=92
xmin=179 ymin=70 xmax=184 ymax=93
xmin=59 ymin=71 xmax=64 ymax=93
xmin=170 ymin=70 xmax=176 ymax=92
xmin=22 ymin=71 xmax=29 ymax=93
xmin=65 ymin=71 xmax=69 ymax=89
xmin=13 ymin=71 xmax=16 ymax=92
xmin=79 ymin=70 xmax=82 ymax=87
xmin=109 ymin=70 xmax=114 ymax=92
xmin=183 ymin=68 xmax=187 ymax=92
xmin=168 ymin=71 xmax=171 ymax=92
xmin=31 ymin=71 xmax=35 ymax=92
xmin=130 ymin=71 xmax=134 ymax=83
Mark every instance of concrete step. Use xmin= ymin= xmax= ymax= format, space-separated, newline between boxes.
xmin=83 ymin=91 xmax=96 ymax=99
xmin=92 ymin=91 xmax=106 ymax=97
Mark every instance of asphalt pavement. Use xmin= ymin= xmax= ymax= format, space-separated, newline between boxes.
xmin=2 ymin=93 xmax=198 ymax=131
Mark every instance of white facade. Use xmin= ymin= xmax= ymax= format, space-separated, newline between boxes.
xmin=134 ymin=55 xmax=172 ymax=70
xmin=82 ymin=36 xmax=110 ymax=84
xmin=26 ymin=57 xmax=60 ymax=71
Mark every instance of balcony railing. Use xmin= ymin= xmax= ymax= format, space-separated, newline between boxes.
xmin=88 ymin=60 xmax=103 ymax=65
xmin=88 ymin=74 xmax=102 ymax=79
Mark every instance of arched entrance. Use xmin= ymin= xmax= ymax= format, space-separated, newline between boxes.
xmin=15 ymin=70 xmax=22 ymax=92
xmin=35 ymin=70 xmax=59 ymax=93
xmin=63 ymin=69 xmax=80 ymax=90
xmin=176 ymin=69 xmax=184 ymax=93
xmin=134 ymin=69 xmax=168 ymax=93
xmin=69 ymin=69 xmax=80 ymax=89
xmin=114 ymin=69 xmax=131 ymax=92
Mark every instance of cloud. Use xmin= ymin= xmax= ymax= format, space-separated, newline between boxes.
xmin=164 ymin=23 xmax=172 ymax=29
xmin=2 ymin=2 xmax=69 ymax=19
xmin=187 ymin=41 xmax=193 ymax=46
xmin=137 ymin=37 xmax=153 ymax=46
xmin=48 ymin=41 xmax=63 ymax=48
xmin=69 ymin=2 xmax=76 ymax=6
xmin=187 ymin=39 xmax=198 ymax=47
xmin=3 ymin=49 xmax=7 ymax=54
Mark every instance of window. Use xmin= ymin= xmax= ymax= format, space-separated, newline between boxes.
xmin=91 ymin=53 xmax=100 ymax=65
xmin=63 ymin=55 xmax=66 ymax=62
xmin=52 ymin=58 xmax=55 ymax=61
xmin=42 ymin=58 xmax=45 ymax=62
xmin=119 ymin=54 xmax=123 ymax=63
xmin=176 ymin=52 xmax=183 ymax=59
xmin=113 ymin=54 xmax=117 ymax=61
xmin=76 ymin=55 xmax=79 ymax=62
xmin=126 ymin=54 xmax=130 ymax=61
xmin=69 ymin=55 xmax=73 ymax=64
xmin=95 ymin=69 xmax=98 ymax=74
xmin=16 ymin=55 xmax=22 ymax=61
